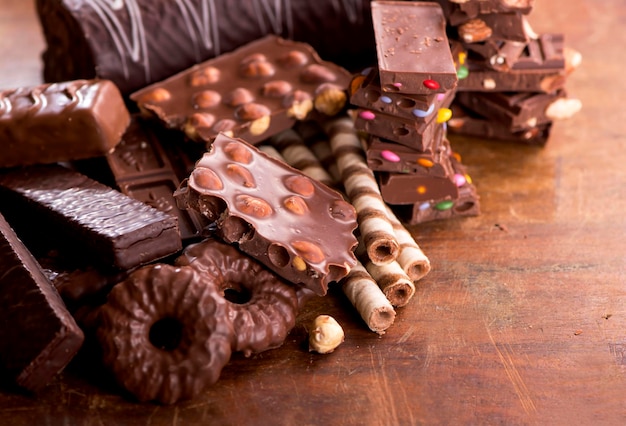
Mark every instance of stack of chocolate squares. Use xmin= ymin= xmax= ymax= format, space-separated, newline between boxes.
xmin=434 ymin=0 xmax=582 ymax=145
xmin=349 ymin=1 xmax=480 ymax=225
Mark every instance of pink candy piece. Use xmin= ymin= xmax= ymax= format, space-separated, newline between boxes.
xmin=453 ymin=173 xmax=466 ymax=187
xmin=380 ymin=150 xmax=401 ymax=163
xmin=436 ymin=93 xmax=446 ymax=101
xmin=358 ymin=110 xmax=376 ymax=120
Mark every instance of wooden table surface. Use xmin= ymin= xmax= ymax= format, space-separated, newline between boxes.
xmin=1 ymin=1 xmax=625 ymax=425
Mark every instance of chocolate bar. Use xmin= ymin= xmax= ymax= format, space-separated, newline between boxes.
xmin=0 ymin=164 xmax=182 ymax=270
xmin=36 ymin=0 xmax=375 ymax=95
xmin=349 ymin=68 xmax=456 ymax=122
xmin=174 ymin=133 xmax=358 ymax=296
xmin=0 ymin=212 xmax=84 ymax=392
xmin=131 ymin=35 xmax=351 ymax=145
xmin=377 ymin=171 xmax=460 ymax=205
xmin=454 ymin=12 xmax=529 ymax=43
xmin=0 ymin=79 xmax=130 ymax=168
xmin=447 ymin=104 xmax=552 ymax=145
xmin=364 ymin=135 xmax=453 ymax=177
xmin=371 ymin=1 xmax=458 ymax=95
xmin=431 ymin=0 xmax=534 ymax=21
xmin=354 ymin=108 xmax=446 ymax=152
xmin=454 ymin=89 xmax=566 ymax=131
xmin=106 ymin=116 xmax=209 ymax=242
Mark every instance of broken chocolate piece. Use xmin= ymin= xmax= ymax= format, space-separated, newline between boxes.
xmin=0 ymin=212 xmax=84 ymax=392
xmin=175 ymin=133 xmax=358 ymax=296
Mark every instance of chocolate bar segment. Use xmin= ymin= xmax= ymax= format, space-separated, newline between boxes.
xmin=0 ymin=212 xmax=84 ymax=392
xmin=36 ymin=0 xmax=375 ymax=95
xmin=0 ymin=165 xmax=182 ymax=270
xmin=371 ymin=1 xmax=457 ymax=95
xmin=106 ymin=116 xmax=209 ymax=242
xmin=175 ymin=133 xmax=358 ymax=296
xmin=131 ymin=35 xmax=352 ymax=145
xmin=378 ymin=171 xmax=459 ymax=205
xmin=0 ymin=79 xmax=130 ymax=168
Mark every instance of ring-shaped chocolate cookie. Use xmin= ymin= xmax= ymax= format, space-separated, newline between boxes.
xmin=175 ymin=238 xmax=299 ymax=357
xmin=97 ymin=264 xmax=235 ymax=404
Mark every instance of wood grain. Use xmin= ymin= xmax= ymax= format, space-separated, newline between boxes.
xmin=1 ymin=0 xmax=626 ymax=424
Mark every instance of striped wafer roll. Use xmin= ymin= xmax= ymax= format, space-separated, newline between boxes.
xmin=324 ymin=116 xmax=399 ymax=265
xmin=365 ymin=260 xmax=415 ymax=308
xmin=257 ymin=144 xmax=284 ymax=161
xmin=340 ymin=261 xmax=396 ymax=334
xmin=295 ymin=121 xmax=342 ymax=186
xmin=384 ymin=205 xmax=431 ymax=282
xmin=270 ymin=129 xmax=335 ymax=187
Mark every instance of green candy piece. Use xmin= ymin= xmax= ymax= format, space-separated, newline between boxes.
xmin=435 ymin=200 xmax=454 ymax=211
xmin=457 ymin=65 xmax=469 ymax=80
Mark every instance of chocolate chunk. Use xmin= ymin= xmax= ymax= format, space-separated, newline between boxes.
xmin=349 ymin=68 xmax=456 ymax=122
xmin=0 ymin=212 xmax=84 ymax=392
xmin=371 ymin=1 xmax=458 ymax=95
xmin=0 ymin=164 xmax=182 ymax=270
xmin=378 ymin=171 xmax=459 ymax=205
xmin=106 ymin=116 xmax=209 ymax=242
xmin=36 ymin=0 xmax=374 ymax=95
xmin=131 ymin=35 xmax=351 ymax=145
xmin=0 ymin=79 xmax=130 ymax=168
xmin=454 ymin=12 xmax=529 ymax=43
xmin=175 ymin=133 xmax=358 ymax=296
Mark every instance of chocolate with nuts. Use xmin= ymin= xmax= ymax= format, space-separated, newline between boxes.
xmin=175 ymin=133 xmax=358 ymax=296
xmin=131 ymin=35 xmax=352 ymax=145
xmin=0 ymin=79 xmax=130 ymax=168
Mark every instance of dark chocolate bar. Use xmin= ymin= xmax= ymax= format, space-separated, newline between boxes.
xmin=0 ymin=79 xmax=130 ymax=168
xmin=174 ymin=133 xmax=358 ymax=296
xmin=36 ymin=0 xmax=375 ymax=95
xmin=353 ymin=108 xmax=446 ymax=152
xmin=365 ymin=135 xmax=453 ymax=177
xmin=371 ymin=1 xmax=458 ymax=95
xmin=349 ymin=67 xmax=456 ymax=122
xmin=447 ymin=104 xmax=552 ymax=145
xmin=0 ymin=164 xmax=182 ymax=270
xmin=0 ymin=212 xmax=84 ymax=392
xmin=106 ymin=116 xmax=209 ymax=242
xmin=131 ymin=35 xmax=351 ymax=145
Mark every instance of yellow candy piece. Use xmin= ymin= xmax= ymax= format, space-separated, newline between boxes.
xmin=436 ymin=108 xmax=452 ymax=124
xmin=459 ymin=52 xmax=467 ymax=65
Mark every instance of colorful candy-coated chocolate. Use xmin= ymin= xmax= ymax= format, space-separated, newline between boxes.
xmin=380 ymin=95 xmax=393 ymax=104
xmin=423 ymin=79 xmax=440 ymax=90
xmin=453 ymin=173 xmax=466 ymax=187
xmin=417 ymin=158 xmax=434 ymax=168
xmin=358 ymin=110 xmax=376 ymax=120
xmin=416 ymin=185 xmax=427 ymax=195
xmin=418 ymin=202 xmax=430 ymax=211
xmin=457 ymin=65 xmax=469 ymax=80
xmin=380 ymin=150 xmax=401 ymax=163
xmin=412 ymin=103 xmax=435 ymax=118
xmin=436 ymin=108 xmax=452 ymax=124
xmin=435 ymin=200 xmax=454 ymax=211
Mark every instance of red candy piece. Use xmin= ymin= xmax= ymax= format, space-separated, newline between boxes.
xmin=423 ymin=79 xmax=440 ymax=90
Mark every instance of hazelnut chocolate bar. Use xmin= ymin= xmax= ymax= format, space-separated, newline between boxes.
xmin=0 ymin=164 xmax=182 ymax=270
xmin=364 ymin=135 xmax=454 ymax=177
xmin=0 ymin=79 xmax=130 ymax=168
xmin=0 ymin=212 xmax=84 ymax=392
xmin=174 ymin=133 xmax=358 ymax=296
xmin=36 ymin=0 xmax=375 ymax=95
xmin=106 ymin=116 xmax=209 ymax=242
xmin=349 ymin=68 xmax=456 ymax=122
xmin=354 ymin=108 xmax=446 ymax=152
xmin=371 ymin=1 xmax=458 ymax=95
xmin=131 ymin=35 xmax=352 ymax=145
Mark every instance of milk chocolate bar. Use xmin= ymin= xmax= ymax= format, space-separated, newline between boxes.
xmin=349 ymin=68 xmax=456 ymax=122
xmin=0 ymin=79 xmax=130 ymax=168
xmin=447 ymin=104 xmax=552 ymax=145
xmin=354 ymin=108 xmax=446 ymax=152
xmin=131 ymin=35 xmax=351 ymax=145
xmin=365 ymin=135 xmax=453 ymax=177
xmin=371 ymin=1 xmax=457 ymax=95
xmin=431 ymin=0 xmax=533 ymax=21
xmin=36 ymin=0 xmax=375 ymax=95
xmin=175 ymin=133 xmax=358 ymax=296
xmin=454 ymin=89 xmax=566 ymax=131
xmin=377 ymin=171 xmax=459 ymax=205
xmin=0 ymin=165 xmax=182 ymax=270
xmin=0 ymin=212 xmax=84 ymax=392
xmin=453 ymin=12 xmax=529 ymax=43
xmin=106 ymin=116 xmax=209 ymax=242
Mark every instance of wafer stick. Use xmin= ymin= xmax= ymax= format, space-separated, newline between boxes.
xmin=269 ymin=129 xmax=335 ymax=187
xmin=384 ymin=205 xmax=431 ymax=282
xmin=257 ymin=144 xmax=284 ymax=160
xmin=340 ymin=261 xmax=396 ymax=334
xmin=365 ymin=259 xmax=415 ymax=308
xmin=324 ymin=116 xmax=400 ymax=265
xmin=295 ymin=121 xmax=342 ymax=186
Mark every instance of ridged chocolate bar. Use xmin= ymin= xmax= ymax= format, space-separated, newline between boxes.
xmin=175 ymin=133 xmax=358 ymax=296
xmin=0 ymin=79 xmax=130 ymax=168
xmin=36 ymin=0 xmax=375 ymax=95
xmin=0 ymin=212 xmax=84 ymax=392
xmin=131 ymin=35 xmax=352 ymax=145
xmin=0 ymin=165 xmax=182 ymax=270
